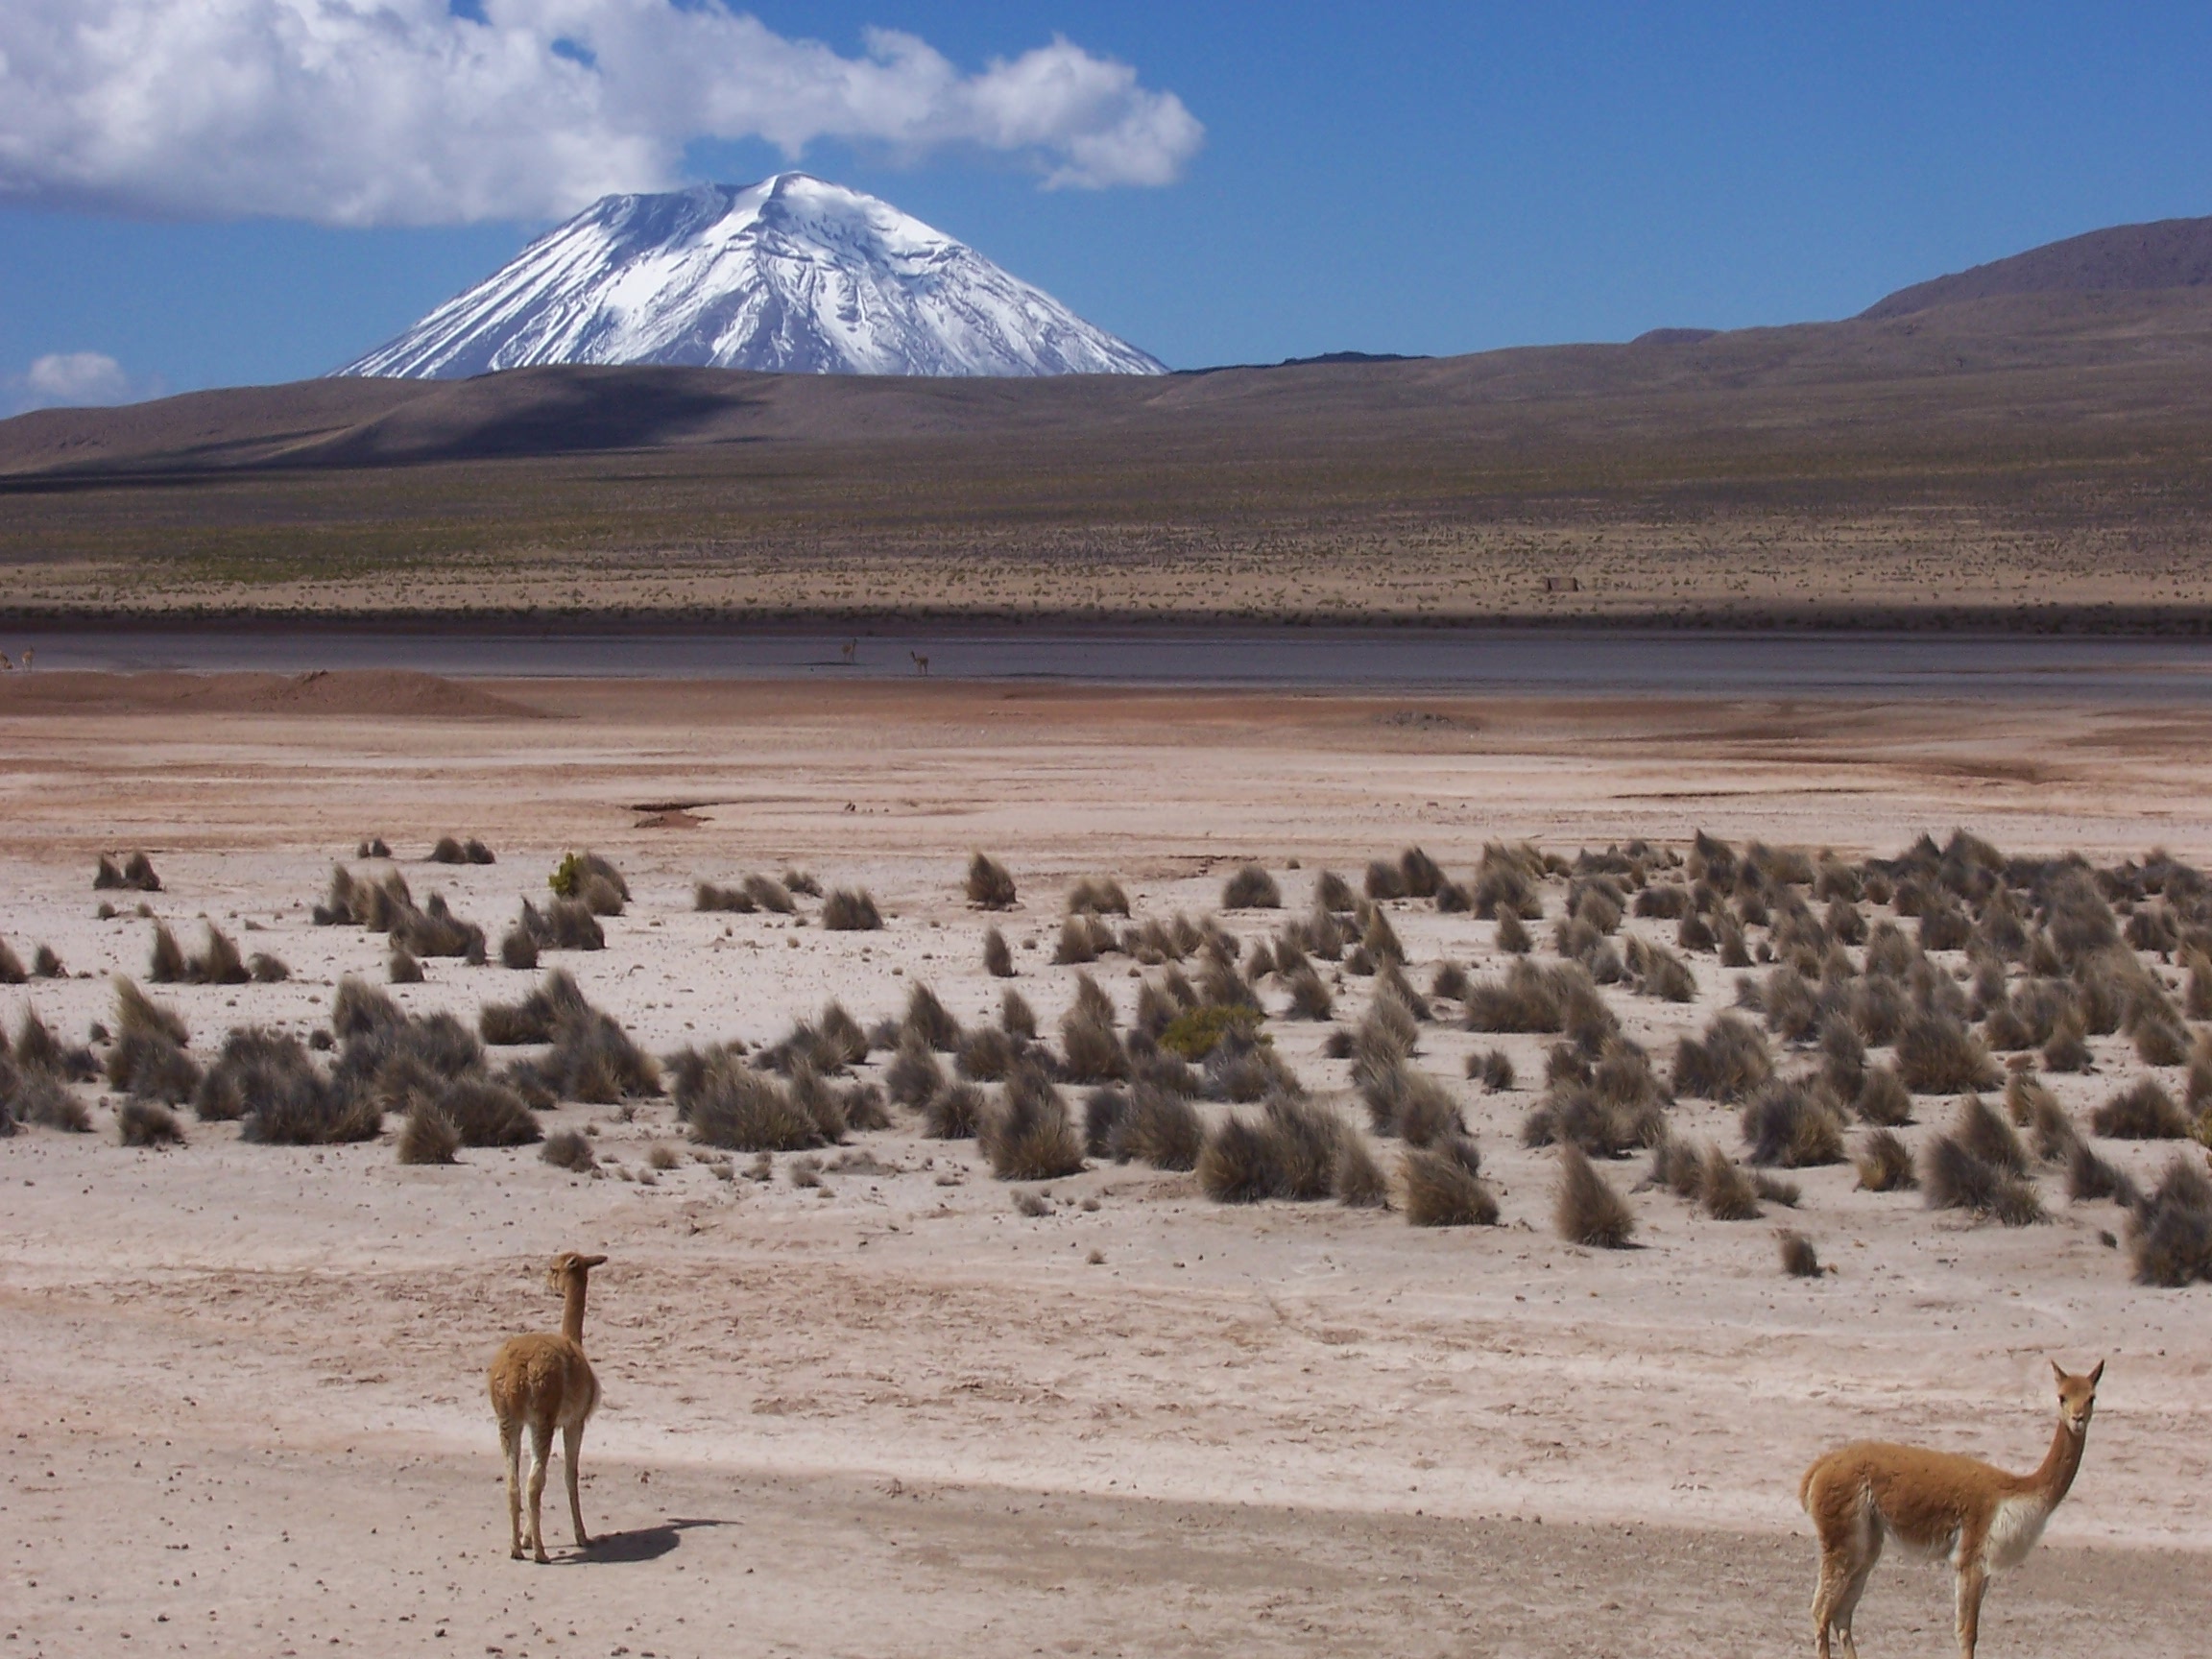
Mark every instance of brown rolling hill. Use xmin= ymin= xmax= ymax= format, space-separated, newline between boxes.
xmin=4 ymin=286 xmax=2212 ymax=478
xmin=1863 ymin=214 xmax=2212 ymax=319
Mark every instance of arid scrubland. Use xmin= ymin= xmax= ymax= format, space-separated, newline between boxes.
xmin=9 ymin=291 xmax=2212 ymax=624
xmin=5 ymin=674 xmax=2212 ymax=1656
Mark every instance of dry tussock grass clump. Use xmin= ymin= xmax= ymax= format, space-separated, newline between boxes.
xmin=541 ymin=1128 xmax=597 ymax=1172
xmin=517 ymin=897 xmax=602 ymax=952
xmin=1654 ymin=1141 xmax=1698 ymax=1203
xmin=1313 ymin=870 xmax=1358 ymax=913
xmin=117 ymin=1097 xmax=184 ymax=1148
xmin=1462 ymin=959 xmax=1575 ymax=1034
xmin=147 ymin=922 xmax=186 ymax=983
xmin=926 ymin=1080 xmax=987 ymax=1140
xmin=107 ymin=978 xmax=201 ymax=1106
xmin=1624 ymin=937 xmax=1697 ymax=1002
xmin=432 ymin=1078 xmax=541 ymax=1147
xmin=397 ymin=1103 xmax=460 ymax=1165
xmin=2007 ymin=1072 xmax=2078 ymax=1163
xmin=1397 ymin=846 xmax=1446 ymax=901
xmin=1084 ymin=1085 xmax=1128 ymax=1154
xmin=1778 ymin=1231 xmax=1823 ymax=1278
xmin=902 ymin=982 xmax=963 ymax=1052
xmin=1848 ymin=1063 xmax=1912 ymax=1126
xmin=1522 ymin=1070 xmax=1664 ymax=1160
xmin=743 ymin=874 xmax=797 ymax=914
xmin=389 ymin=947 xmax=423 ymax=984
xmin=1198 ymin=1097 xmax=1344 ymax=1203
xmin=478 ymin=969 xmax=589 ymax=1046
xmin=1285 ymin=964 xmax=1334 ymax=1020
xmin=1361 ymin=1060 xmax=1462 ymax=1146
xmin=14 ymin=1064 xmax=90 ymax=1131
xmin=1741 ymin=1077 xmax=1846 ymax=1167
xmin=1474 ymin=843 xmax=1546 ymax=921
xmin=430 ymin=836 xmax=467 ymax=864
xmin=1700 ymin=1144 xmax=1763 ymax=1219
xmin=1054 ymin=915 xmax=1106 ymax=965
xmin=965 ymin=853 xmax=1018 ymax=909
xmin=1060 ymin=1004 xmax=1129 ymax=1083
xmin=549 ymin=850 xmax=630 ymax=905
xmin=1403 ymin=1138 xmax=1499 ymax=1227
xmin=1108 ymin=1080 xmax=1204 ymax=1170
xmin=1000 ymin=987 xmax=1040 ymax=1043
xmin=1363 ymin=858 xmax=1407 ymax=902
xmin=982 ymin=1065 xmax=1086 ymax=1180
xmin=2065 ymin=1142 xmax=2140 ymax=1207
xmin=677 ymin=1047 xmax=830 ymax=1151
xmin=1358 ymin=907 xmax=1405 ymax=965
xmin=1923 ymin=1129 xmax=2044 ymax=1226
xmin=1671 ymin=1012 xmax=1773 ymax=1103
xmin=525 ymin=1011 xmax=660 ymax=1104
xmin=2127 ymin=1155 xmax=2212 ymax=1286
xmin=1896 ymin=1011 xmax=2001 ymax=1094
xmin=1067 ymin=878 xmax=1131 ymax=917
xmin=956 ymin=1025 xmax=1016 ymax=1082
xmin=95 ymin=852 xmax=163 ymax=892
xmin=1554 ymin=1143 xmax=1636 ymax=1248
xmin=821 ymin=888 xmax=882 ymax=931
xmin=694 ymin=880 xmax=756 ymax=913
xmin=983 ymin=927 xmax=1015 ymax=978
xmin=1952 ymin=1094 xmax=2031 ymax=1174
xmin=2092 ymin=1078 xmax=2192 ymax=1141
xmin=214 ymin=1030 xmax=380 ymax=1144
xmin=2042 ymin=1014 xmax=2093 ymax=1073
xmin=1223 ymin=864 xmax=1281 ymax=909
xmin=1855 ymin=1128 xmax=1917 ymax=1191
xmin=1334 ymin=1133 xmax=1390 ymax=1208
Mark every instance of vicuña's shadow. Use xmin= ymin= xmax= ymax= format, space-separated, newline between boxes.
xmin=567 ymin=1517 xmax=733 ymax=1566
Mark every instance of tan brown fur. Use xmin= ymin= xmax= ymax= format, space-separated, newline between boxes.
xmin=1798 ymin=1359 xmax=2102 ymax=1659
xmin=488 ymin=1251 xmax=607 ymax=1562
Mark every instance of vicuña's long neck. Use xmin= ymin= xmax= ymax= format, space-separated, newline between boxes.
xmin=561 ymin=1274 xmax=590 ymax=1346
xmin=2028 ymin=1411 xmax=2088 ymax=1507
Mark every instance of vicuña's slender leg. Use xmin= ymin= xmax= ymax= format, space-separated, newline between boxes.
xmin=525 ymin=1419 xmax=554 ymax=1563
xmin=1811 ymin=1554 xmax=1848 ymax=1659
xmin=501 ymin=1420 xmax=524 ymax=1559
xmin=1954 ymin=1560 xmax=1988 ymax=1659
xmin=1834 ymin=1523 xmax=1880 ymax=1659
xmin=563 ymin=1422 xmax=590 ymax=1548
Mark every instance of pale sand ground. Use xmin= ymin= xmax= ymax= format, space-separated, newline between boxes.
xmin=4 ymin=678 xmax=2211 ymax=1657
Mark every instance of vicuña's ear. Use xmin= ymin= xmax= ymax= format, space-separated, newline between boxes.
xmin=2051 ymin=1358 xmax=2066 ymax=1385
xmin=579 ymin=1254 xmax=609 ymax=1269
xmin=2088 ymin=1359 xmax=2105 ymax=1386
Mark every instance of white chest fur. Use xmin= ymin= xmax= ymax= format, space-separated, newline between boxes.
xmin=1982 ymin=1495 xmax=2052 ymax=1571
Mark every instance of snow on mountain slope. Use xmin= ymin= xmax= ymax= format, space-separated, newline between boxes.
xmin=338 ymin=174 xmax=1165 ymax=379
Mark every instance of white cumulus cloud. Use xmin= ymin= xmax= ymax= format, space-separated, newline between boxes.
xmin=0 ymin=1 xmax=1204 ymax=227
xmin=5 ymin=350 xmax=163 ymax=414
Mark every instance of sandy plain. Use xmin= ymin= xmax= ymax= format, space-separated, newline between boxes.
xmin=4 ymin=672 xmax=2211 ymax=1658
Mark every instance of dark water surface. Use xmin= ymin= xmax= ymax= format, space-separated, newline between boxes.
xmin=12 ymin=623 xmax=2212 ymax=700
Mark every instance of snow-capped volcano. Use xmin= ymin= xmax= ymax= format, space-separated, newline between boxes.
xmin=338 ymin=174 xmax=1165 ymax=379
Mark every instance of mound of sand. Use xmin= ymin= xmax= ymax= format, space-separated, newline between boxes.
xmin=0 ymin=668 xmax=541 ymax=719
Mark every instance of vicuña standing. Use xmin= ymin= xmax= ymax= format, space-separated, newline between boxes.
xmin=1799 ymin=1359 xmax=2104 ymax=1659
xmin=489 ymin=1251 xmax=608 ymax=1562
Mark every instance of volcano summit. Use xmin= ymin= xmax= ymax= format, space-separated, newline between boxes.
xmin=339 ymin=174 xmax=1166 ymax=380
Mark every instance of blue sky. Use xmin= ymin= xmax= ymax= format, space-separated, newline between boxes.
xmin=4 ymin=2 xmax=2210 ymax=404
